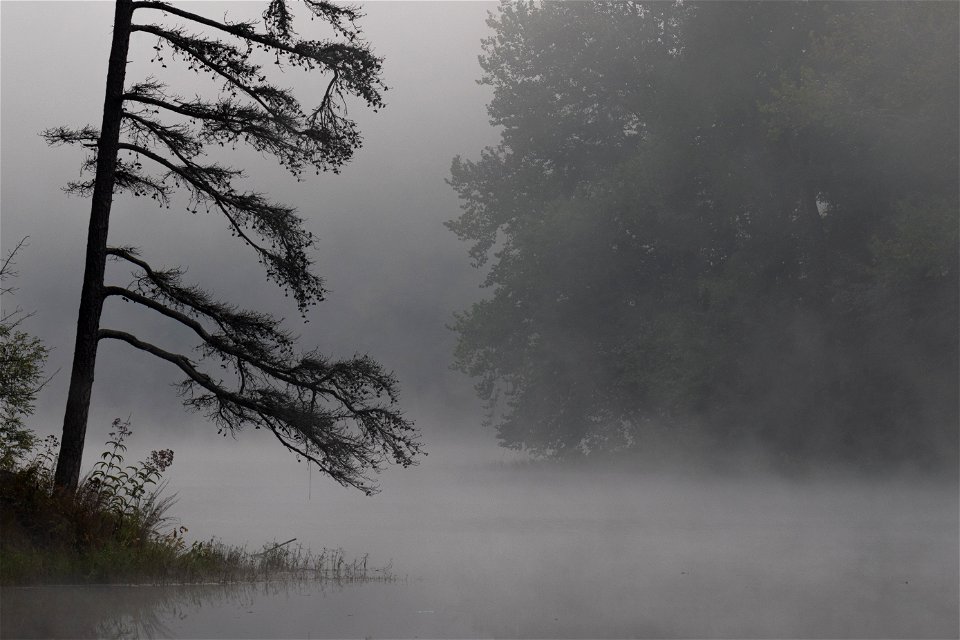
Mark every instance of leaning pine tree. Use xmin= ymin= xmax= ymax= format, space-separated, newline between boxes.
xmin=45 ymin=0 xmax=420 ymax=493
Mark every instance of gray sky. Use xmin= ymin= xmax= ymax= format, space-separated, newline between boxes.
xmin=1 ymin=2 xmax=502 ymax=463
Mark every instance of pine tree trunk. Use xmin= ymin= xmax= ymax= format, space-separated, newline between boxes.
xmin=54 ymin=0 xmax=134 ymax=490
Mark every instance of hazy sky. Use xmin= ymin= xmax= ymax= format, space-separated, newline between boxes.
xmin=1 ymin=1 xmax=501 ymax=464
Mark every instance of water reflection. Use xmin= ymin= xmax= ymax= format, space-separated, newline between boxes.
xmin=1 ymin=579 xmax=362 ymax=639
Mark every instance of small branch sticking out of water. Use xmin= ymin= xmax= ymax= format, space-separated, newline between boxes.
xmin=252 ymin=538 xmax=297 ymax=557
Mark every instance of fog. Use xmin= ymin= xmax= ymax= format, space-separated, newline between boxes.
xmin=1 ymin=2 xmax=958 ymax=638
xmin=4 ymin=452 xmax=958 ymax=637
xmin=1 ymin=1 xmax=494 ymax=445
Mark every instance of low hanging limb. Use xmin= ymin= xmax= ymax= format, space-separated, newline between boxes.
xmin=98 ymin=327 xmax=401 ymax=494
xmin=98 ymin=249 xmax=420 ymax=494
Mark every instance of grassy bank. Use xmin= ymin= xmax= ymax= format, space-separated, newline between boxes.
xmin=0 ymin=422 xmax=389 ymax=586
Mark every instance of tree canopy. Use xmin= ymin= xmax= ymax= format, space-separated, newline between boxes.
xmin=448 ymin=1 xmax=958 ymax=468
xmin=48 ymin=0 xmax=420 ymax=492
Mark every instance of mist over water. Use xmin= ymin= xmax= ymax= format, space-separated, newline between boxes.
xmin=4 ymin=439 xmax=957 ymax=637
xmin=147 ymin=443 xmax=960 ymax=638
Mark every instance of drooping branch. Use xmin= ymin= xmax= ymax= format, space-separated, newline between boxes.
xmin=124 ymin=83 xmax=307 ymax=164
xmin=134 ymin=2 xmax=374 ymax=74
xmin=130 ymin=22 xmax=368 ymax=175
xmin=99 ymin=322 xmax=419 ymax=494
xmin=133 ymin=1 xmax=384 ymax=103
xmin=101 ymin=247 xmax=420 ymax=492
xmin=104 ymin=283 xmax=302 ymax=386
xmin=107 ymin=246 xmax=297 ymax=361
xmin=98 ymin=328 xmax=212 ymax=387
xmin=117 ymin=141 xmax=238 ymax=191
xmin=122 ymin=111 xmax=203 ymax=159
xmin=115 ymin=141 xmax=324 ymax=310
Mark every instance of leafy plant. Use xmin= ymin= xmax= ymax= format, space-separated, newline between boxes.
xmin=0 ymin=239 xmax=51 ymax=471
xmin=88 ymin=418 xmax=173 ymax=515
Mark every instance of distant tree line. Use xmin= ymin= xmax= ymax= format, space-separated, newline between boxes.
xmin=448 ymin=1 xmax=958 ymax=468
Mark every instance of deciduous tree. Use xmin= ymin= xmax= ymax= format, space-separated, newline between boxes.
xmin=449 ymin=1 xmax=958 ymax=467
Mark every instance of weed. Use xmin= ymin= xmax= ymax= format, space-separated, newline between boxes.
xmin=0 ymin=419 xmax=394 ymax=586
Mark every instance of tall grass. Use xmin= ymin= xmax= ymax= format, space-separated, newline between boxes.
xmin=171 ymin=537 xmax=393 ymax=584
xmin=0 ymin=420 xmax=395 ymax=585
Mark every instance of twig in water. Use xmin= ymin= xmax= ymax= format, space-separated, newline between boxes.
xmin=253 ymin=538 xmax=297 ymax=556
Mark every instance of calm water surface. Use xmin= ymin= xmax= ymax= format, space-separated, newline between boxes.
xmin=3 ymin=446 xmax=957 ymax=638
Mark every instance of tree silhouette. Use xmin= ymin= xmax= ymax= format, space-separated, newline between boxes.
xmin=45 ymin=0 xmax=420 ymax=493
xmin=448 ymin=2 xmax=957 ymax=465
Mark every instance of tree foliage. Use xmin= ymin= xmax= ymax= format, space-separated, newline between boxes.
xmin=47 ymin=0 xmax=419 ymax=492
xmin=0 ymin=240 xmax=50 ymax=471
xmin=449 ymin=1 xmax=958 ymax=467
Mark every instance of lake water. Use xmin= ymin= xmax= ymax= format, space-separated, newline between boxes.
xmin=2 ymin=443 xmax=957 ymax=638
